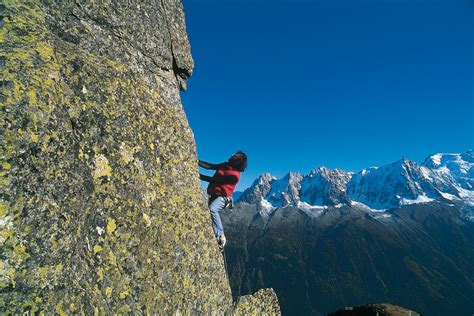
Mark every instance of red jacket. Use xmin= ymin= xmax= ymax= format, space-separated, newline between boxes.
xmin=207 ymin=165 xmax=240 ymax=197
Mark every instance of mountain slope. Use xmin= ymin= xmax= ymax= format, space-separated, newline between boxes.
xmin=223 ymin=201 xmax=474 ymax=315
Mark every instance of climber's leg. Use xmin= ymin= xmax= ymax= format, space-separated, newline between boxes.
xmin=208 ymin=196 xmax=226 ymax=240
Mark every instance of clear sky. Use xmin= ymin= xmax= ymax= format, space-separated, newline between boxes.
xmin=181 ymin=0 xmax=473 ymax=190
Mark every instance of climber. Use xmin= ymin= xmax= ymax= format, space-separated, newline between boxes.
xmin=199 ymin=151 xmax=247 ymax=250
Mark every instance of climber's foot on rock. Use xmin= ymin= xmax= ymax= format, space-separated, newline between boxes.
xmin=218 ymin=233 xmax=226 ymax=251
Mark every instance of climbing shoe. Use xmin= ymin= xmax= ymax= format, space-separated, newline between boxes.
xmin=218 ymin=233 xmax=227 ymax=250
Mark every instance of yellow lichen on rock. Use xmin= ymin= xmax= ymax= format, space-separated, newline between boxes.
xmin=233 ymin=289 xmax=281 ymax=315
xmin=1 ymin=0 xmax=280 ymax=314
xmin=93 ymin=154 xmax=112 ymax=180
xmin=106 ymin=218 xmax=116 ymax=235
xmin=93 ymin=245 xmax=103 ymax=254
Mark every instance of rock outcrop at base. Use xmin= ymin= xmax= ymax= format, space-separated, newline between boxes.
xmin=0 ymin=0 xmax=279 ymax=314
xmin=233 ymin=288 xmax=281 ymax=315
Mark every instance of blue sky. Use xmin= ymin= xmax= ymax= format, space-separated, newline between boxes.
xmin=181 ymin=0 xmax=473 ymax=190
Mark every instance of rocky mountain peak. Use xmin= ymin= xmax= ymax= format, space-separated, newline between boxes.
xmin=422 ymin=151 xmax=473 ymax=191
xmin=301 ymin=167 xmax=352 ymax=206
xmin=347 ymin=157 xmax=440 ymax=209
xmin=266 ymin=172 xmax=303 ymax=207
xmin=239 ymin=172 xmax=276 ymax=204
xmin=238 ymin=152 xmax=473 ymax=211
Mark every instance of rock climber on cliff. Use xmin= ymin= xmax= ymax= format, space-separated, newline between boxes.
xmin=199 ymin=151 xmax=247 ymax=250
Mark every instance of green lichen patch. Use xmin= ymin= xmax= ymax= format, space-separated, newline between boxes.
xmin=233 ymin=288 xmax=281 ymax=315
xmin=1 ymin=0 xmax=279 ymax=314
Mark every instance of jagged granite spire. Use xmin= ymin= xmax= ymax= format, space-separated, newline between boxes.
xmin=239 ymin=173 xmax=276 ymax=204
xmin=300 ymin=167 xmax=352 ymax=206
xmin=266 ymin=172 xmax=303 ymax=206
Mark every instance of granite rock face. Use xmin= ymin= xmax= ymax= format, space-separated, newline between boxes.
xmin=0 ymin=0 xmax=279 ymax=314
xmin=233 ymin=288 xmax=281 ymax=315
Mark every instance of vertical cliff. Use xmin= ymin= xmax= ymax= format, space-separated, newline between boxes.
xmin=0 ymin=0 xmax=279 ymax=314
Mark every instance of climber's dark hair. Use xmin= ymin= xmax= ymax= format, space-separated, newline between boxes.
xmin=228 ymin=151 xmax=247 ymax=172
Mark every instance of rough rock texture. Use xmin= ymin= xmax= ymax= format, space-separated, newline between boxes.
xmin=0 ymin=0 xmax=279 ymax=314
xmin=239 ymin=173 xmax=276 ymax=205
xmin=300 ymin=167 xmax=352 ymax=206
xmin=233 ymin=288 xmax=281 ymax=315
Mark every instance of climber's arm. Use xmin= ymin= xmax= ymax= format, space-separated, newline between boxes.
xmin=198 ymin=160 xmax=224 ymax=170
xmin=199 ymin=173 xmax=238 ymax=185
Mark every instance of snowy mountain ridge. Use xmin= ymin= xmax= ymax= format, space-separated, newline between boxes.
xmin=237 ymin=151 xmax=474 ymax=212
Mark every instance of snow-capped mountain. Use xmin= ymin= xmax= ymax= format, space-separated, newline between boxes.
xmin=300 ymin=167 xmax=352 ymax=206
xmin=423 ymin=152 xmax=473 ymax=190
xmin=347 ymin=158 xmax=441 ymax=209
xmin=239 ymin=172 xmax=303 ymax=216
xmin=422 ymin=151 xmax=474 ymax=205
xmin=266 ymin=172 xmax=302 ymax=207
xmin=236 ymin=151 xmax=474 ymax=211
xmin=239 ymin=172 xmax=275 ymax=205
